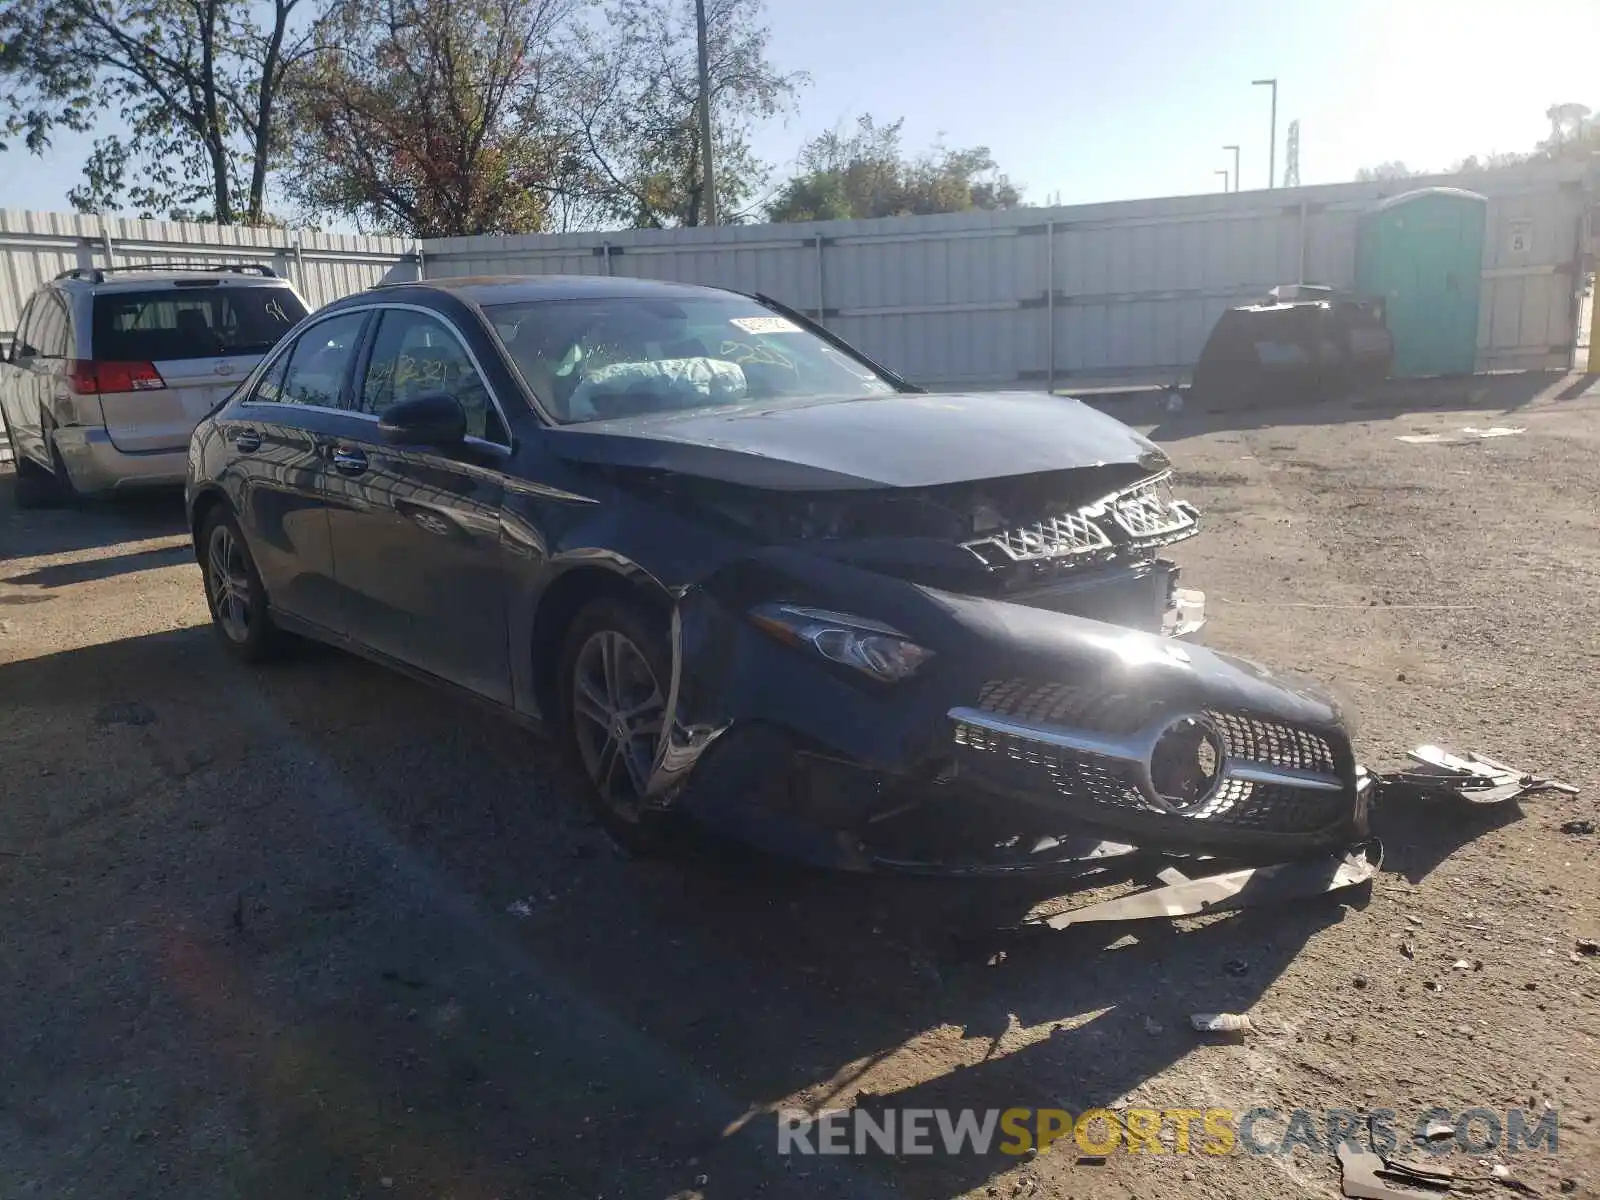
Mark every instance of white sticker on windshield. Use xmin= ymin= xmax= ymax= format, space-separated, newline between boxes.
xmin=729 ymin=316 xmax=800 ymax=334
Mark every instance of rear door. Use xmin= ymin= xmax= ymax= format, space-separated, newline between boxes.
xmin=90 ymin=283 xmax=307 ymax=452
xmin=220 ymin=310 xmax=370 ymax=634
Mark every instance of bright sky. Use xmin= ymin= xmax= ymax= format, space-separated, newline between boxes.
xmin=2 ymin=0 xmax=1595 ymax=220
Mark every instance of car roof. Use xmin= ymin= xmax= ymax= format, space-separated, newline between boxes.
xmin=373 ymin=274 xmax=745 ymax=307
xmin=53 ymin=267 xmax=293 ymax=294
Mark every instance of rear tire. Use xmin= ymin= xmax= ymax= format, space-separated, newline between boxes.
xmin=6 ymin=423 xmax=74 ymax=509
xmin=199 ymin=506 xmax=280 ymax=663
xmin=558 ymin=596 xmax=685 ymax=856
xmin=11 ymin=452 xmax=60 ymax=509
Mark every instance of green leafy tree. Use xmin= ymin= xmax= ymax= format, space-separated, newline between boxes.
xmin=1353 ymin=160 xmax=1425 ymax=183
xmin=768 ymin=115 xmax=1021 ymax=223
xmin=280 ymin=0 xmax=574 ymax=236
xmin=0 ymin=0 xmax=325 ymax=222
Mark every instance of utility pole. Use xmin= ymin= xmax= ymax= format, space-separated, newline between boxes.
xmin=1253 ymin=78 xmax=1278 ymax=188
xmin=1216 ymin=169 xmax=1230 ymax=192
xmin=1283 ymin=120 xmax=1301 ymax=188
xmin=695 ymin=0 xmax=718 ymax=226
xmin=1223 ymin=144 xmax=1240 ymax=191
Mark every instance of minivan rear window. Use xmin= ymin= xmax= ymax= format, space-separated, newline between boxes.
xmin=92 ymin=287 xmax=308 ymax=362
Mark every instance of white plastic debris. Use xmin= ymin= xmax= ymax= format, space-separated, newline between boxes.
xmin=1396 ymin=426 xmax=1525 ymax=445
xmin=506 ymin=899 xmax=534 ymax=918
xmin=1190 ymin=1012 xmax=1253 ymax=1033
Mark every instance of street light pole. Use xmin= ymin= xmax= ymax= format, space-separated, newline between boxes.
xmin=1216 ymin=169 xmax=1230 ymax=192
xmin=695 ymin=0 xmax=718 ymax=226
xmin=1223 ymin=144 xmax=1240 ymax=191
xmin=1252 ymin=78 xmax=1278 ymax=188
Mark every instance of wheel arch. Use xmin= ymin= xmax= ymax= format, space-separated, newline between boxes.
xmin=188 ymin=485 xmax=232 ymax=565
xmin=529 ymin=562 xmax=674 ymax=724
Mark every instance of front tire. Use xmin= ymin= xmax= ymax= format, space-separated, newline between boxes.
xmin=558 ymin=596 xmax=682 ymax=855
xmin=200 ymin=506 xmax=279 ymax=662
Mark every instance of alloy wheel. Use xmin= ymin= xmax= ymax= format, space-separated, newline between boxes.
xmin=206 ymin=523 xmax=252 ymax=644
xmin=571 ymin=629 xmax=666 ymax=819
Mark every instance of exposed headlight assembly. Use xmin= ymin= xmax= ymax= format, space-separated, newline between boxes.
xmin=749 ymin=604 xmax=934 ymax=683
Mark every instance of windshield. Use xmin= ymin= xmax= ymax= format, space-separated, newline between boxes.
xmin=485 ymin=296 xmax=899 ymax=423
xmin=92 ymin=286 xmax=308 ymax=361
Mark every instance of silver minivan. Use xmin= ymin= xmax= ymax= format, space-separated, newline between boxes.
xmin=0 ymin=266 xmax=308 ymax=506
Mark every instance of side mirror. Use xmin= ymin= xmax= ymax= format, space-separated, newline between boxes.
xmin=378 ymin=393 xmax=467 ymax=446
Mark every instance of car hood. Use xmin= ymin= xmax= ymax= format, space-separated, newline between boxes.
xmin=540 ymin=391 xmax=1168 ymax=491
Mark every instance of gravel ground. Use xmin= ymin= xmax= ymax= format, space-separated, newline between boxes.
xmin=2 ymin=374 xmax=1599 ymax=1200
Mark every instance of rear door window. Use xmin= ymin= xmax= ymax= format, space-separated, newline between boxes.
xmin=92 ymin=287 xmax=307 ymax=362
xmin=271 ymin=312 xmax=368 ymax=409
xmin=12 ymin=297 xmax=39 ymax=359
xmin=31 ymin=294 xmax=70 ymax=359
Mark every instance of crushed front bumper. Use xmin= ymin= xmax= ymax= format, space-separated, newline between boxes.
xmin=647 ymin=565 xmax=1365 ymax=876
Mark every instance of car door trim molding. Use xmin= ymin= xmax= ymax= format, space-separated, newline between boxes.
xmin=242 ymin=301 xmax=515 ymax=452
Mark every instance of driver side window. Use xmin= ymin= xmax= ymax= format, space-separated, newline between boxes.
xmin=358 ymin=309 xmax=505 ymax=443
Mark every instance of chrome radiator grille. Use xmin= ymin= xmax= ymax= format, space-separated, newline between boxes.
xmin=960 ymin=470 xmax=1199 ymax=568
xmin=1104 ymin=475 xmax=1199 ymax=542
xmin=961 ymin=511 xmax=1111 ymax=566
xmin=1204 ymin=710 xmax=1338 ymax=774
xmin=976 ymin=679 xmax=1160 ymax=737
xmin=953 ymin=686 xmax=1352 ymax=837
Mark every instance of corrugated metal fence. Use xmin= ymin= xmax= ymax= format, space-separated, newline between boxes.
xmin=423 ymin=161 xmax=1592 ymax=387
xmin=0 ymin=210 xmax=415 ymax=339
xmin=3 ymin=159 xmax=1592 ymax=396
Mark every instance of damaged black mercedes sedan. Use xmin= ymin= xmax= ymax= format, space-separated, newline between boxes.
xmin=186 ymin=276 xmax=1369 ymax=874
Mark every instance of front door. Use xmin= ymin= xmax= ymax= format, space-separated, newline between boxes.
xmin=323 ymin=306 xmax=512 ymax=704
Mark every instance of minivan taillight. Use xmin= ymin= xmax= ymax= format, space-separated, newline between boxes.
xmin=66 ymin=360 xmax=166 ymax=395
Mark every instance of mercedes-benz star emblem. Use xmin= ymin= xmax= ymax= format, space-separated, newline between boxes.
xmin=1149 ymin=715 xmax=1225 ymax=810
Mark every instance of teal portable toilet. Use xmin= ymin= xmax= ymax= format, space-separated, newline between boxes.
xmin=1355 ymin=187 xmax=1487 ymax=378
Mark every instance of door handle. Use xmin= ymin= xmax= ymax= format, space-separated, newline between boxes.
xmin=330 ymin=447 xmax=368 ymax=475
xmin=234 ymin=429 xmax=261 ymax=453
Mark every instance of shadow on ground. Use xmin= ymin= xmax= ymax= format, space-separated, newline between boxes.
xmin=0 ymin=477 xmax=189 ymax=561
xmin=0 ymin=628 xmax=1520 ymax=1198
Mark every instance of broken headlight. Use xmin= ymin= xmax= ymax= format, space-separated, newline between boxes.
xmin=749 ymin=604 xmax=934 ymax=683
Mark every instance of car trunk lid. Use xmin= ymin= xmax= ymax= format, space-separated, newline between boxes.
xmin=89 ymin=284 xmax=305 ymax=453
